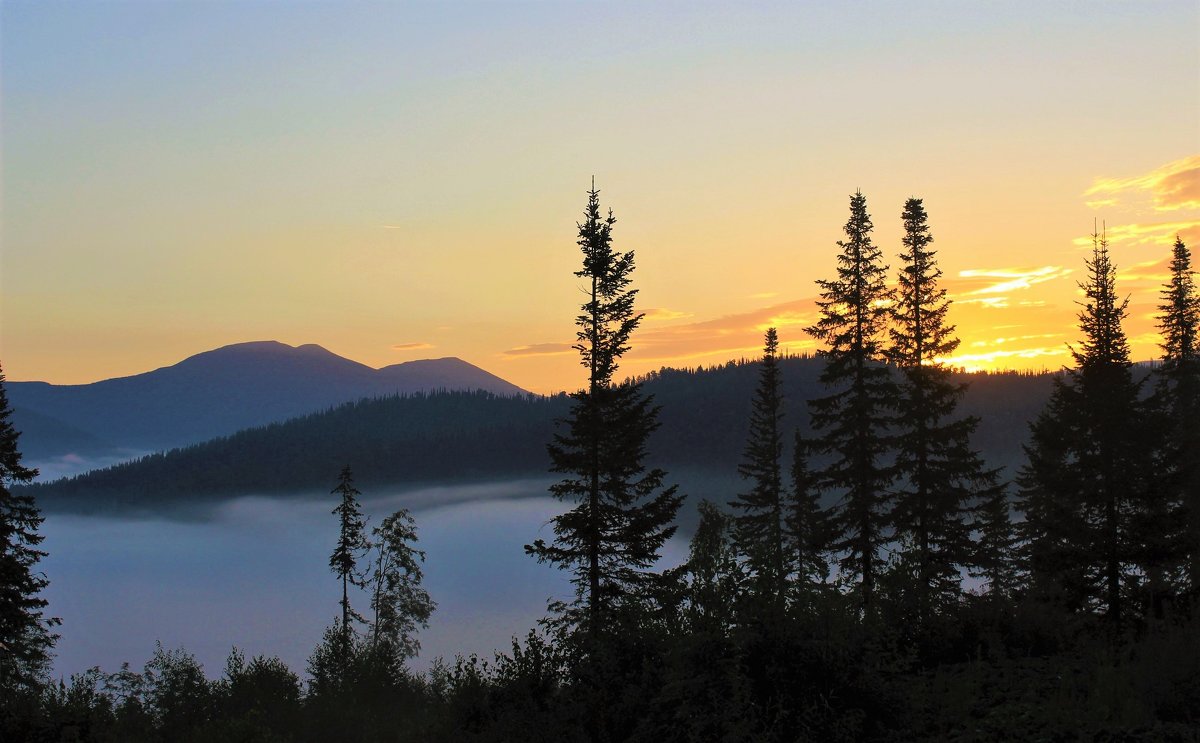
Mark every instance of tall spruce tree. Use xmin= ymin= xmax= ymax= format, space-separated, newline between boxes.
xmin=887 ymin=198 xmax=1000 ymax=624
xmin=805 ymin=190 xmax=897 ymax=614
xmin=1155 ymin=235 xmax=1200 ymax=597
xmin=525 ymin=183 xmax=682 ymax=640
xmin=0 ymin=363 xmax=58 ymax=698
xmin=971 ymin=486 xmax=1019 ymax=599
xmin=730 ymin=327 xmax=788 ymax=611
xmin=330 ymin=466 xmax=368 ymax=649
xmin=784 ymin=429 xmax=830 ymax=601
xmin=1019 ymin=230 xmax=1148 ymax=628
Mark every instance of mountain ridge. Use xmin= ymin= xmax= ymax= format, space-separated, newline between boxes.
xmin=8 ymin=341 xmax=528 ymax=460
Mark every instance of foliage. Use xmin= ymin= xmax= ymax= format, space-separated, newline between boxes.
xmin=887 ymin=198 xmax=1002 ymax=634
xmin=730 ymin=328 xmax=788 ymax=611
xmin=1019 ymin=230 xmax=1151 ymax=629
xmin=367 ymin=508 xmax=435 ymax=665
xmin=0 ymin=362 xmax=59 ymax=735
xmin=804 ymin=190 xmax=898 ymax=613
xmin=330 ymin=465 xmax=369 ymax=644
xmin=525 ymin=185 xmax=682 ymax=641
xmin=1154 ymin=235 xmax=1200 ymax=599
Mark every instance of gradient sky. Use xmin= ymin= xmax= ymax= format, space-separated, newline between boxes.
xmin=2 ymin=1 xmax=1198 ymax=394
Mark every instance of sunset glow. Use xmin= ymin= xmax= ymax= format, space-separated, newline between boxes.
xmin=2 ymin=2 xmax=1197 ymax=394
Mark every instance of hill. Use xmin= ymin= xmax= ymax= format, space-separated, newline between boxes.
xmin=8 ymin=341 xmax=527 ymax=459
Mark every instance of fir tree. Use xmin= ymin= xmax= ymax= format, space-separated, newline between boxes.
xmin=730 ymin=327 xmax=788 ymax=611
xmin=0 ymin=362 xmax=59 ymax=700
xmin=329 ymin=466 xmax=368 ymax=650
xmin=525 ymin=183 xmax=683 ymax=639
xmin=784 ymin=429 xmax=830 ymax=602
xmin=1155 ymin=236 xmax=1200 ymax=597
xmin=1019 ymin=230 xmax=1148 ymax=628
xmin=971 ymin=486 xmax=1019 ymax=599
xmin=805 ymin=190 xmax=897 ymax=614
xmin=887 ymin=198 xmax=1000 ymax=624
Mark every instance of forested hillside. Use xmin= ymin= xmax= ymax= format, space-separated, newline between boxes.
xmin=24 ymin=357 xmax=1060 ymax=512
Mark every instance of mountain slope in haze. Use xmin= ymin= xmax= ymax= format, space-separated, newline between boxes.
xmin=8 ymin=341 xmax=527 ymax=457
xmin=27 ymin=356 xmax=1061 ymax=513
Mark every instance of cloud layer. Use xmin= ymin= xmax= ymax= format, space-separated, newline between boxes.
xmin=1085 ymin=155 xmax=1200 ymax=212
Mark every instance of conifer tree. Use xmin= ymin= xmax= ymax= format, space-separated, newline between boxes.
xmin=1155 ymin=236 xmax=1200 ymax=596
xmin=525 ymin=183 xmax=683 ymax=640
xmin=330 ymin=466 xmax=368 ymax=650
xmin=1019 ymin=230 xmax=1148 ymax=628
xmin=730 ymin=327 xmax=788 ymax=611
xmin=784 ymin=430 xmax=830 ymax=601
xmin=805 ymin=190 xmax=897 ymax=614
xmin=887 ymin=198 xmax=1000 ymax=624
xmin=0 ymin=363 xmax=58 ymax=699
xmin=971 ymin=486 xmax=1019 ymax=599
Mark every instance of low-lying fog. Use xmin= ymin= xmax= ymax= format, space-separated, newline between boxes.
xmin=40 ymin=478 xmax=699 ymax=682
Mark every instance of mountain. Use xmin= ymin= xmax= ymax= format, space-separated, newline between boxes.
xmin=8 ymin=341 xmax=528 ymax=459
xmin=25 ymin=356 xmax=1061 ymax=513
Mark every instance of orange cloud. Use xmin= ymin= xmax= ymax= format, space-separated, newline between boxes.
xmin=1073 ymin=221 xmax=1200 ymax=249
xmin=1084 ymin=154 xmax=1200 ymax=211
xmin=392 ymin=342 xmax=434 ymax=351
xmin=642 ymin=307 xmax=694 ymax=322
xmin=953 ymin=266 xmax=1073 ymax=296
xmin=941 ymin=345 xmax=1070 ymax=373
xmin=503 ymin=342 xmax=575 ymax=358
xmin=626 ymin=298 xmax=819 ymax=364
xmin=1116 ymin=256 xmax=1173 ymax=283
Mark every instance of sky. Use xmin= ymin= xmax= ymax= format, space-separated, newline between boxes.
xmin=2 ymin=1 xmax=1198 ymax=395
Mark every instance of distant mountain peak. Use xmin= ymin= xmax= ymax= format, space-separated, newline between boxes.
xmin=8 ymin=340 xmax=530 ymax=461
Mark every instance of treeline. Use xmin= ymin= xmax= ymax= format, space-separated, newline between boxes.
xmin=4 ymin=188 xmax=1199 ymax=741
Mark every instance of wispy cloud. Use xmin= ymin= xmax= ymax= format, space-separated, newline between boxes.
xmin=502 ymin=342 xmax=575 ymax=358
xmin=941 ymin=345 xmax=1069 ymax=372
xmin=1073 ymin=220 xmax=1200 ymax=249
xmin=642 ymin=308 xmax=694 ymax=322
xmin=953 ymin=266 xmax=1073 ymax=296
xmin=965 ymin=332 xmax=1061 ymax=349
xmin=1083 ymin=155 xmax=1200 ymax=212
xmin=381 ymin=224 xmax=404 ymax=229
xmin=628 ymin=298 xmax=818 ymax=363
xmin=392 ymin=342 xmax=434 ymax=351
xmin=1116 ymin=256 xmax=1173 ymax=283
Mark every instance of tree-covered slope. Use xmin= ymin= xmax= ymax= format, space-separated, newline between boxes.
xmin=25 ymin=357 xmax=1061 ymax=511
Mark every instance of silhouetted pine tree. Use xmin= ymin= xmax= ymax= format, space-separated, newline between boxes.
xmin=0 ymin=363 xmax=59 ymax=709
xmin=784 ymin=429 xmax=830 ymax=602
xmin=887 ymin=198 xmax=1001 ymax=625
xmin=1019 ymin=230 xmax=1149 ymax=629
xmin=330 ymin=466 xmax=368 ymax=650
xmin=730 ymin=327 xmax=788 ymax=612
xmin=805 ymin=190 xmax=897 ymax=614
xmin=971 ymin=486 xmax=1019 ymax=598
xmin=1154 ymin=236 xmax=1200 ymax=599
xmin=525 ymin=183 xmax=682 ymax=639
